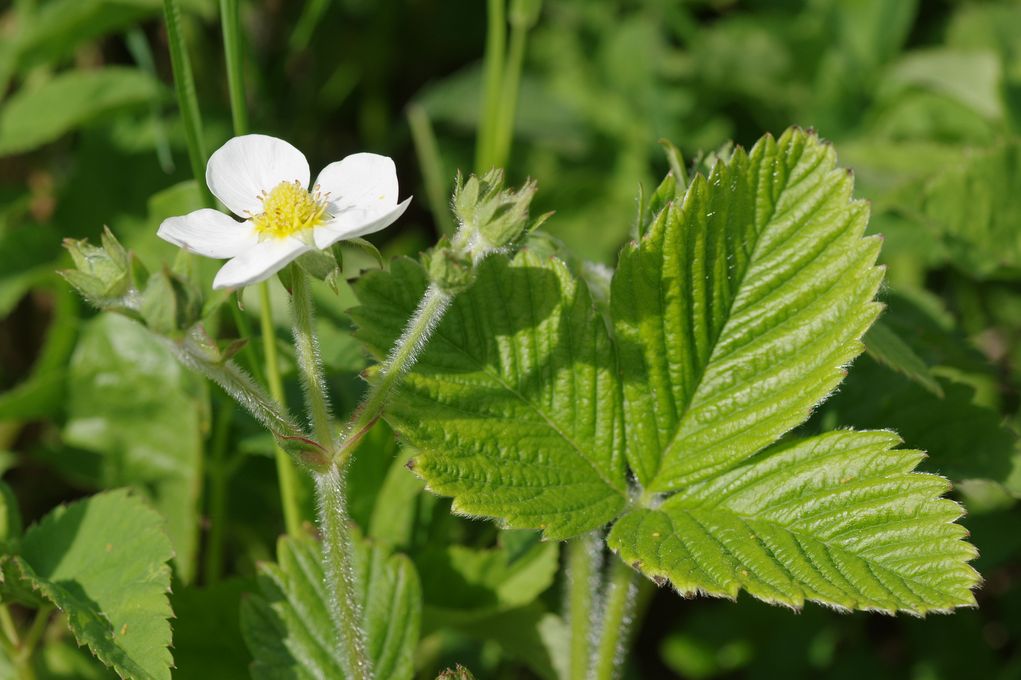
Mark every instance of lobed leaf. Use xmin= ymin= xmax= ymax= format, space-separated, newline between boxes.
xmin=352 ymin=253 xmax=628 ymax=539
xmin=0 ymin=489 xmax=174 ymax=679
xmin=608 ymin=431 xmax=979 ymax=614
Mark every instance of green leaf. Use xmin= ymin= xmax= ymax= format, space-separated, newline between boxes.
xmin=612 ymin=128 xmax=882 ymax=492
xmin=0 ymin=67 xmax=164 ymax=156
xmin=608 ymin=430 xmax=979 ymax=614
xmin=863 ymin=319 xmax=943 ymax=396
xmin=0 ymin=489 xmax=174 ymax=679
xmin=64 ymin=314 xmax=206 ymax=582
xmin=241 ymin=532 xmax=421 ymax=680
xmin=352 ymin=252 xmax=628 ymax=539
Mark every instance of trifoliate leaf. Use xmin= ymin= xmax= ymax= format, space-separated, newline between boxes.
xmin=352 ymin=253 xmax=628 ymax=539
xmin=0 ymin=489 xmax=174 ymax=680
xmin=353 ymin=127 xmax=979 ymax=614
xmin=613 ymin=128 xmax=882 ymax=492
xmin=241 ymin=532 xmax=421 ymax=680
xmin=608 ymin=431 xmax=979 ymax=614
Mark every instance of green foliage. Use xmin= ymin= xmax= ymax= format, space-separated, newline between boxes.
xmin=63 ymin=313 xmax=206 ymax=582
xmin=863 ymin=320 xmax=943 ymax=396
xmin=608 ymin=430 xmax=977 ymax=613
xmin=355 ymin=128 xmax=979 ymax=614
xmin=0 ymin=489 xmax=174 ymax=680
xmin=0 ymin=67 xmax=165 ymax=156
xmin=353 ymin=252 xmax=628 ymax=540
xmin=241 ymin=532 xmax=421 ymax=680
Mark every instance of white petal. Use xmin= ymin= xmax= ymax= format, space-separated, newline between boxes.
xmin=314 ymin=153 xmax=399 ymax=214
xmin=312 ymin=197 xmax=412 ymax=249
xmin=206 ymin=134 xmax=310 ymax=218
xmin=212 ymin=238 xmax=311 ymax=290
xmin=157 ymin=209 xmax=258 ymax=258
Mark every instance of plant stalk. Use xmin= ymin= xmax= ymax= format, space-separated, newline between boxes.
xmin=476 ymin=0 xmax=506 ymax=172
xmin=407 ymin=103 xmax=456 ymax=237
xmin=490 ymin=8 xmax=529 ymax=170
xmin=259 ymin=285 xmax=304 ymax=535
xmin=289 ymin=269 xmax=335 ymax=449
xmin=203 ymin=398 xmax=234 ymax=584
xmin=161 ymin=0 xmax=208 ymax=196
xmin=315 ymin=465 xmax=371 ymax=680
xmin=567 ymin=534 xmax=600 ymax=680
xmin=332 ymin=283 xmax=451 ymax=466
xmin=591 ymin=560 xmax=641 ymax=680
xmin=219 ymin=0 xmax=249 ymax=135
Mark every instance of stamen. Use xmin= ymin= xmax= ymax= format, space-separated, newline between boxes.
xmin=252 ymin=180 xmax=329 ymax=239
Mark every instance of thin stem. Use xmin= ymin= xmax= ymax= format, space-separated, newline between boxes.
xmin=215 ymin=0 xmax=303 ymax=533
xmin=162 ymin=331 xmax=300 ymax=439
xmin=490 ymin=14 xmax=528 ymax=170
xmin=591 ymin=560 xmax=641 ymax=680
xmin=476 ymin=0 xmax=506 ymax=172
xmin=566 ymin=534 xmax=601 ymax=680
xmin=19 ymin=607 xmax=51 ymax=661
xmin=407 ymin=103 xmax=456 ymax=237
xmin=203 ymin=398 xmax=234 ymax=584
xmin=0 ymin=605 xmax=19 ymax=648
xmin=259 ymin=284 xmax=304 ymax=535
xmin=162 ymin=0 xmax=208 ymax=196
xmin=289 ymin=269 xmax=335 ymax=449
xmin=315 ymin=465 xmax=371 ymax=680
xmin=219 ymin=0 xmax=248 ymax=135
xmin=125 ymin=29 xmax=174 ymax=173
xmin=332 ymin=284 xmax=451 ymax=466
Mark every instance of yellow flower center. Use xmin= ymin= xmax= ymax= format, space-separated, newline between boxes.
xmin=251 ymin=181 xmax=328 ymax=239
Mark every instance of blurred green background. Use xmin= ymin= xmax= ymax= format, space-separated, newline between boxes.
xmin=1 ymin=0 xmax=1021 ymax=677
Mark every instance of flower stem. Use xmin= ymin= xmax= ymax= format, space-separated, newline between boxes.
xmin=314 ymin=465 xmax=371 ymax=680
xmin=259 ymin=284 xmax=304 ymax=535
xmin=215 ymin=0 xmax=304 ymax=534
xmin=566 ymin=533 xmax=600 ymax=680
xmin=476 ymin=0 xmax=506 ymax=172
xmin=333 ymin=283 xmax=451 ymax=466
xmin=161 ymin=0 xmax=208 ymax=196
xmin=289 ymin=269 xmax=334 ymax=449
xmin=591 ymin=559 xmax=641 ymax=680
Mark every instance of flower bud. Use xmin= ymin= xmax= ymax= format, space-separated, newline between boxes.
xmin=426 ymin=240 xmax=476 ymax=295
xmin=59 ymin=227 xmax=138 ymax=306
xmin=452 ymin=170 xmax=541 ymax=255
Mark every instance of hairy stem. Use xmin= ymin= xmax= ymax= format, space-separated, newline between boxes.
xmin=566 ymin=534 xmax=601 ymax=680
xmin=161 ymin=0 xmax=208 ymax=196
xmin=315 ymin=465 xmax=371 ymax=680
xmin=289 ymin=270 xmax=335 ymax=449
xmin=333 ymin=284 xmax=451 ymax=466
xmin=591 ymin=560 xmax=641 ymax=680
xmin=162 ymin=331 xmax=300 ymax=439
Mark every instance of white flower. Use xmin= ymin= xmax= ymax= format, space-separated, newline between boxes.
xmin=157 ymin=134 xmax=411 ymax=289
